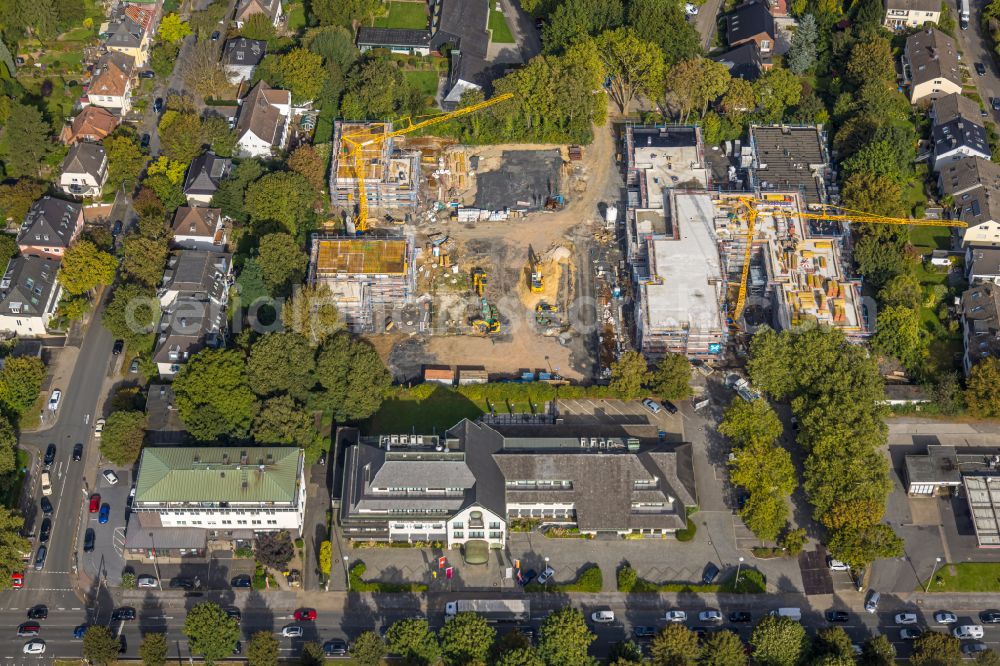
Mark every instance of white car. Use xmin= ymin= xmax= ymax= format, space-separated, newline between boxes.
xmin=934 ymin=611 xmax=958 ymax=624
xmin=685 ymin=2 xmax=699 ymax=14
xmin=537 ymin=566 xmax=555 ymax=585
xmin=281 ymin=626 xmax=303 ymax=638
xmin=40 ymin=472 xmax=52 ymax=496
xmin=827 ymin=558 xmax=850 ymax=571
xmin=699 ymin=610 xmax=723 ymax=622
xmin=665 ymin=610 xmax=687 ymax=622
xmin=23 ymin=640 xmax=45 ymax=655
xmin=94 ymin=418 xmax=105 ymax=437
xmin=591 ymin=611 xmax=615 ymax=624
xmin=896 ymin=613 xmax=919 ymax=625
xmin=102 ymin=470 xmax=119 ymax=485
xmin=137 ymin=575 xmax=158 ymax=588
xmin=47 ymin=390 xmax=61 ymax=411
xmin=953 ymin=625 xmax=985 ymax=639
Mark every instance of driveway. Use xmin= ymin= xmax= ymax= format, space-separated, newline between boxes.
xmin=951 ymin=0 xmax=1000 ymax=120
xmin=78 ymin=466 xmax=130 ymax=586
xmin=499 ymin=0 xmax=541 ymax=62
xmin=694 ymin=0 xmax=724 ymax=51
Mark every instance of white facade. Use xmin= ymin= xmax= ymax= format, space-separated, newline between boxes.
xmin=142 ymin=500 xmax=305 ymax=534
xmin=236 ymin=126 xmax=288 ymax=158
xmin=964 ymin=221 xmax=1000 ymax=247
xmin=884 ymin=6 xmax=941 ymax=28
xmin=224 ymin=64 xmax=256 ymax=84
xmin=59 ymin=164 xmax=108 ymax=199
xmin=936 ymin=143 xmax=991 ymax=171
xmin=446 ymin=505 xmax=506 ymax=549
xmin=0 ymin=287 xmax=61 ymax=337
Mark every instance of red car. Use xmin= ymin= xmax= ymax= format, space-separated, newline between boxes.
xmin=294 ymin=609 xmax=317 ymax=621
xmin=11 ymin=572 xmax=23 ymax=589
xmin=89 ymin=493 xmax=101 ymax=513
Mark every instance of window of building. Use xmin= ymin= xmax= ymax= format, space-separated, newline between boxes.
xmin=454 ymin=532 xmax=464 ymax=539
xmin=469 ymin=531 xmax=484 ymax=538
xmin=489 ymin=522 xmax=501 ymax=529
xmin=452 ymin=522 xmax=464 ymax=529
xmin=489 ymin=531 xmax=502 ymax=539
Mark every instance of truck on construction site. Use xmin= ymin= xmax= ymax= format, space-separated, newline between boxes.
xmin=445 ymin=599 xmax=530 ymax=623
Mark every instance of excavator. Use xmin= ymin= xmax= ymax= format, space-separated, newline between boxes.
xmin=471 ymin=268 xmax=487 ymax=297
xmin=528 ymin=246 xmax=544 ymax=293
xmin=471 ymin=298 xmax=501 ymax=335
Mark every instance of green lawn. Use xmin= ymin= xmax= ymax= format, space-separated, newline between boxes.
xmin=366 ymin=385 xmax=485 ymax=434
xmin=404 ymin=69 xmax=440 ymax=97
xmin=372 ymin=1 xmax=428 ymax=29
xmin=489 ymin=7 xmax=516 ymax=43
xmin=910 ymin=226 xmax=952 ymax=255
xmin=923 ymin=562 xmax=1000 ymax=592
xmin=286 ymin=2 xmax=306 ymax=32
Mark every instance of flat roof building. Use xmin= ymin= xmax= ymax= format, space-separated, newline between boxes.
xmin=625 ymin=125 xmax=709 ymax=210
xmin=748 ymin=125 xmax=833 ymax=205
xmin=331 ymin=121 xmax=421 ymax=217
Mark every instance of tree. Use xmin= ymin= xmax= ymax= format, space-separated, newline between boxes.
xmin=248 ymin=332 xmax=316 ymax=399
xmin=608 ymin=350 xmax=651 ymax=399
xmin=275 ymin=48 xmax=326 ymax=104
xmin=542 ymin=0 xmax=624 ymax=54
xmin=786 ymin=14 xmax=817 ymax=74
xmin=252 ymin=395 xmax=315 ymax=449
xmin=104 ymin=132 xmax=148 ymax=194
xmin=627 ymin=0 xmax=701 ymax=65
xmin=319 ymin=540 xmax=332 ymax=575
xmin=873 ymin=305 xmax=925 ymax=370
xmin=140 ymin=632 xmax=168 ymax=666
xmin=0 ymin=356 xmax=47 ymax=419
xmin=861 ymin=635 xmax=896 ymax=666
xmin=83 ymin=625 xmax=120 ymax=666
xmin=911 ymin=631 xmax=962 ymax=666
xmin=288 ymin=144 xmax=327 ymax=193
xmin=665 ymin=58 xmax=730 ymax=123
xmin=536 ymin=607 xmax=596 ymax=666
xmin=300 ymin=642 xmax=325 ymax=666
xmin=595 ymin=29 xmax=663 ymax=114
xmin=699 ymin=630 xmax=746 ymax=666
xmin=751 ymin=615 xmax=808 ymax=666
xmin=976 ymin=650 xmax=1000 ymax=666
xmin=732 ymin=440 xmax=797 ymax=542
xmin=184 ymin=602 xmax=241 ymax=665
xmin=719 ymin=399 xmax=783 ymax=447
xmin=160 ymin=13 xmax=192 ymax=43
xmin=879 ymin=273 xmax=922 ymax=309
xmin=721 ymin=77 xmax=756 ymax=119
xmin=241 ymin=12 xmax=277 ymax=40
xmin=315 ymin=333 xmax=391 ymax=421
xmin=257 ymin=232 xmax=309 ymax=296
xmin=853 ymin=230 xmax=908 ymax=289
xmin=159 ymin=112 xmax=205 ymax=164
xmin=846 ymin=37 xmax=895 ymax=86
xmin=352 ymin=631 xmax=386 ymax=666
xmin=0 ymin=510 xmax=29 ymax=590
xmin=255 ymin=530 xmax=294 ymax=569
xmin=182 ymin=39 xmax=231 ymax=99
xmin=121 ymin=236 xmax=170 ymax=288
xmin=203 ymin=115 xmax=237 ymax=158
xmin=99 ymin=410 xmax=146 ymax=465
xmin=827 ymin=523 xmax=903 ymax=569
xmin=307 ymin=25 xmax=359 ymax=72
xmin=244 ymin=172 xmax=315 ymax=235
xmin=650 ymin=354 xmax=692 ymax=400
xmin=102 ymin=283 xmax=159 ymax=354
xmin=0 ymin=416 xmax=17 ymax=476
xmin=0 ymin=102 xmax=51 ymax=178
xmin=439 ymin=611 xmax=496 ymax=665
xmin=385 ymin=618 xmax=441 ymax=666
xmin=498 ymin=648 xmax=547 ymax=666
xmin=609 ymin=640 xmax=643 ymax=664
xmin=813 ymin=627 xmax=854 ymax=661
xmin=144 ymin=157 xmax=188 ymax=211
xmin=0 ymin=181 xmax=46 ymax=224
xmin=967 ymin=357 xmax=1000 ymax=417
xmin=212 ymin=159 xmax=264 ymax=222
xmin=339 ymin=55 xmax=423 ymax=121
xmin=151 ymin=41 xmax=180 ymax=78
xmin=236 ymin=258 xmax=270 ymax=306
xmin=752 ymin=67 xmax=801 ymax=123
xmin=58 ymin=240 xmax=117 ymax=296
xmin=650 ymin=623 xmax=701 ymax=666
xmin=282 ymin=284 xmax=345 ymax=345
xmin=247 ymin=630 xmax=279 ymax=666
xmin=173 ymin=348 xmax=256 ymax=440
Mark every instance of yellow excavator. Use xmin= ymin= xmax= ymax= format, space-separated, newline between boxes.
xmin=471 ymin=268 xmax=487 ymax=297
xmin=471 ymin=298 xmax=501 ymax=335
xmin=528 ymin=246 xmax=544 ymax=293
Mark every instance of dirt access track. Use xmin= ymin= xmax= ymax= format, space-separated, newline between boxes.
xmin=381 ymin=106 xmax=623 ymax=382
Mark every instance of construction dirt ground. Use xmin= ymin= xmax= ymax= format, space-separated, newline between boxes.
xmin=373 ymin=106 xmax=623 ymax=383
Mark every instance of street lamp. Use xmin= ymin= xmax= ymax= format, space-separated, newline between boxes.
xmin=925 ymin=556 xmax=943 ymax=593
xmin=149 ymin=532 xmax=163 ymax=590
xmin=343 ymin=555 xmax=351 ymax=591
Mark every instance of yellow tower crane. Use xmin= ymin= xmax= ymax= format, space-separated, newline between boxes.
xmin=731 ymin=196 xmax=967 ymax=320
xmin=339 ymin=93 xmax=515 ymax=233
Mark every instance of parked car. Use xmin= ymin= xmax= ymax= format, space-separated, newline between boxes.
xmin=129 ymin=358 xmax=140 ymax=374
xmin=729 ymin=611 xmax=751 ymax=623
xmin=864 ymin=590 xmax=880 ymax=613
xmin=661 ymin=399 xmax=679 ymax=414
xmin=281 ymin=626 xmax=303 ymax=638
xmin=953 ymin=625 xmax=985 ymax=639
xmin=140 ymin=70 xmax=155 ymax=78
xmin=702 ymin=563 xmax=720 ymax=584
xmin=642 ymin=398 xmax=661 ymax=414
xmin=591 ymin=610 xmax=615 ymax=624
xmin=225 ymin=607 xmax=241 ymax=623
xmin=934 ymin=611 xmax=957 ymax=624
xmin=140 ymin=134 xmax=150 ymax=149
xmin=518 ymin=569 xmax=537 ymax=585
xmin=111 ymin=607 xmax=136 ymax=621
xmin=537 ymin=566 xmax=555 ymax=585
xmin=294 ymin=608 xmax=317 ymax=621
xmin=98 ymin=503 xmax=110 ymax=524
xmin=83 ymin=529 xmax=95 ymax=552
xmin=827 ymin=557 xmax=849 ymax=571
xmin=43 ymin=444 xmax=56 ymax=466
xmin=103 ymin=470 xmax=119 ymax=485
xmin=136 ymin=575 xmax=158 ymax=589
xmin=323 ymin=639 xmax=349 ymax=657
xmin=685 ymin=2 xmax=699 ymax=14
xmin=231 ymin=574 xmax=252 ymax=588
xmin=94 ymin=419 xmax=105 ymax=437
xmin=40 ymin=472 xmax=52 ymax=496
xmin=896 ymin=613 xmax=919 ymax=625
xmin=40 ymin=497 xmax=53 ymax=516
xmin=233 ymin=641 xmax=242 ymax=655
xmin=73 ymin=624 xmax=88 ymax=639
xmin=73 ymin=443 xmax=83 ymax=461
xmin=39 ymin=518 xmax=51 ymax=543
xmin=89 ymin=494 xmax=101 ymax=513
xmin=699 ymin=610 xmax=723 ymax=622
xmin=963 ymin=643 xmax=989 ymax=656
xmin=169 ymin=577 xmax=194 ymax=590
xmin=22 ymin=640 xmax=45 ymax=655
xmin=112 ymin=219 xmax=123 ymax=236
xmin=979 ymin=610 xmax=1000 ymax=624
xmin=27 ymin=605 xmax=48 ymax=619
xmin=826 ymin=610 xmax=849 ymax=623
xmin=33 ymin=546 xmax=46 ymax=570
xmin=633 ymin=626 xmax=657 ymax=639
xmin=153 ymin=98 xmax=164 ymax=113
xmin=991 ymin=97 xmax=1000 ymax=112
xmin=112 ymin=339 xmax=124 ymax=355
xmin=665 ymin=610 xmax=687 ymax=622
xmin=899 ymin=628 xmax=922 ymax=640
xmin=17 ymin=622 xmax=40 ymax=637
xmin=47 ymin=390 xmax=61 ymax=411
xmin=976 ymin=62 xmax=987 ymax=75
xmin=211 ymin=30 xmax=220 ymax=40
xmin=11 ymin=572 xmax=23 ymax=589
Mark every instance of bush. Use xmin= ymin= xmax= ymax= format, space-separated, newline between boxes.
xmin=509 ymin=517 xmax=540 ymax=532
xmin=121 ymin=572 xmax=136 ymax=589
xmin=675 ymin=518 xmax=697 ymax=542
xmin=234 ymin=545 xmax=254 ymax=559
xmin=618 ymin=564 xmax=639 ymax=592
xmin=724 ymin=568 xmax=766 ymax=593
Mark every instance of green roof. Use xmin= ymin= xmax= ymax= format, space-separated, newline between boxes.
xmin=135 ymin=447 xmax=302 ymax=504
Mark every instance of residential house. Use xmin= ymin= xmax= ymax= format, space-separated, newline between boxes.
xmin=145 ymin=384 xmax=187 ymax=444
xmin=234 ymin=81 xmax=291 ymax=158
xmin=356 ymin=27 xmax=432 ymax=56
xmin=931 ymin=93 xmax=985 ymax=126
xmin=966 ymin=246 xmax=1000 ymax=282
xmin=103 ymin=14 xmax=150 ymax=66
xmin=938 ymin=157 xmax=1000 ymax=246
xmin=931 ymin=117 xmax=990 ymax=171
xmin=0 ymin=256 xmax=62 ymax=337
xmin=170 ymin=207 xmax=226 ymax=250
xmin=432 ymin=0 xmax=494 ymax=110
xmin=182 ymin=152 xmax=232 ymax=205
xmin=712 ymin=42 xmax=766 ymax=81
xmin=340 ymin=420 xmax=697 ymax=547
xmin=153 ymin=250 xmax=232 ymax=376
xmin=87 ymin=51 xmax=135 ymax=114
xmin=59 ymin=106 xmax=118 ymax=145
xmin=904 ymin=29 xmax=962 ymax=104
xmin=884 ymin=0 xmax=941 ymax=29
xmin=18 ymin=196 xmax=84 ymax=260
xmin=125 ymin=446 xmax=306 ymax=559
xmin=59 ymin=142 xmax=108 ymax=199
xmin=748 ymin=125 xmax=833 ymax=204
xmin=960 ymin=281 xmax=1000 ymax=373
xmin=726 ymin=0 xmax=776 ymax=55
xmin=233 ymin=0 xmax=283 ymax=28
xmin=220 ymin=37 xmax=266 ymax=84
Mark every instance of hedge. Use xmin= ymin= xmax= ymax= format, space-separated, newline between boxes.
xmin=349 ymin=561 xmax=428 ymax=593
xmin=617 ymin=563 xmax=765 ymax=594
xmin=526 ymin=565 xmax=603 ymax=593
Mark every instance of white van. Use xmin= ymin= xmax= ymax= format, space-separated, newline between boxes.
xmin=40 ymin=472 xmax=52 ymax=496
xmin=953 ymin=625 xmax=985 ymax=639
xmin=770 ymin=608 xmax=802 ymax=621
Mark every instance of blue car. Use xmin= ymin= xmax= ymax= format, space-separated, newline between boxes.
xmin=98 ymin=503 xmax=110 ymax=524
xmin=74 ymin=624 xmax=88 ymax=639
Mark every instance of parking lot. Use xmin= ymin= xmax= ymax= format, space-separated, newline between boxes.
xmin=78 ymin=465 xmax=131 ymax=585
xmin=556 ymin=398 xmax=684 ymax=442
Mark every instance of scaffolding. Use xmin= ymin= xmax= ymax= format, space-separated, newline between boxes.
xmin=330 ymin=121 xmax=421 ymax=214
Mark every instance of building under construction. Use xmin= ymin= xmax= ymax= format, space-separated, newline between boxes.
xmin=307 ymin=235 xmax=416 ymax=333
xmin=331 ymin=121 xmax=422 ymax=216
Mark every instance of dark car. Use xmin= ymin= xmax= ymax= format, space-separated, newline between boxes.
xmin=169 ymin=577 xmax=194 ymax=589
xmin=231 ymin=574 xmax=252 ymax=588
xmin=976 ymin=62 xmax=987 ymax=75
xmin=324 ymin=639 xmax=349 ymax=657
xmin=17 ymin=622 xmax=40 ymax=637
xmin=73 ymin=443 xmax=83 ymax=461
xmin=43 ymin=443 xmax=56 ymax=466
xmin=112 ymin=219 xmax=123 ymax=236
xmin=112 ymin=339 xmax=124 ymax=355
xmin=40 ymin=497 xmax=53 ymax=516
xmin=74 ymin=624 xmax=88 ymax=639
xmin=211 ymin=30 xmax=220 ymax=40
xmin=980 ymin=610 xmax=1000 ymax=624
xmin=633 ymin=626 xmax=657 ymax=639
xmin=84 ymin=528 xmax=95 ymax=552
xmin=702 ymin=562 xmax=720 ymax=584
xmin=826 ymin=610 xmax=849 ymax=623
xmin=140 ymin=134 xmax=150 ymax=148
xmin=39 ymin=518 xmax=51 ymax=544
xmin=992 ymin=97 xmax=1000 ymax=112
xmin=140 ymin=69 xmax=155 ymax=78
xmin=153 ymin=97 xmax=164 ymax=113
xmin=27 ymin=605 xmax=47 ymax=619
xmin=233 ymin=641 xmax=243 ymax=656
xmin=661 ymin=399 xmax=679 ymax=414
xmin=111 ymin=606 xmax=136 ymax=621
xmin=518 ymin=569 xmax=537 ymax=586
xmin=729 ymin=611 xmax=751 ymax=623
xmin=225 ymin=607 xmax=241 ymax=623
xmin=34 ymin=545 xmax=46 ymax=570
